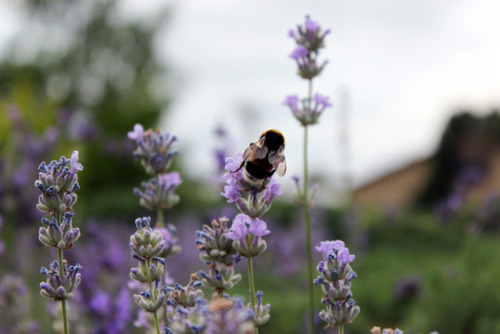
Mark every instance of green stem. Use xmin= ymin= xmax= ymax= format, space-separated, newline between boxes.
xmin=148 ymin=261 xmax=161 ymax=334
xmin=247 ymin=256 xmax=256 ymax=309
xmin=152 ymin=311 xmax=161 ymax=334
xmin=247 ymin=257 xmax=259 ymax=334
xmin=338 ymin=324 xmax=344 ymax=334
xmin=162 ymin=271 xmax=169 ymax=328
xmin=61 ymin=299 xmax=69 ymax=334
xmin=57 ymin=213 xmax=69 ymax=334
xmin=304 ymin=79 xmax=315 ymax=334
xmin=57 ymin=249 xmax=69 ymax=334
xmin=156 ymin=208 xmax=165 ymax=229
xmin=156 ymin=174 xmax=165 ymax=229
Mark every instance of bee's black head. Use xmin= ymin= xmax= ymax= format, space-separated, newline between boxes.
xmin=262 ymin=130 xmax=285 ymax=151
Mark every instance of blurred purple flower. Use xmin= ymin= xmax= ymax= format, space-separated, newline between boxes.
xmin=89 ymin=291 xmax=111 ymax=315
xmin=127 ymin=123 xmax=144 ymax=141
xmin=283 ymin=93 xmax=332 ymax=126
xmin=70 ymin=150 xmax=84 ymax=176
xmin=305 ymin=18 xmax=320 ymax=33
xmin=160 ymin=172 xmax=181 ymax=187
xmin=134 ymin=172 xmax=182 ymax=211
xmin=221 ymin=153 xmax=244 ymax=203
xmin=129 ymin=124 xmax=177 ymax=175
xmin=289 ymin=16 xmax=330 ymax=52
xmin=290 ymin=45 xmax=309 ymax=60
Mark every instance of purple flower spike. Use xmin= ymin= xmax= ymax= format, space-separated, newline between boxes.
xmin=287 ymin=16 xmax=329 ymax=80
xmin=249 ymin=218 xmax=270 ymax=237
xmin=128 ymin=123 xmax=144 ymax=141
xmin=314 ymin=239 xmax=360 ymax=327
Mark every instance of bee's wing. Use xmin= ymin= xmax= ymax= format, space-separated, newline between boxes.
xmin=248 ymin=137 xmax=269 ymax=160
xmin=268 ymin=147 xmax=286 ymax=176
xmin=276 ymin=160 xmax=287 ymax=176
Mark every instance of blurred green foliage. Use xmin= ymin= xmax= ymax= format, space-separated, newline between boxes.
xmin=0 ymin=0 xmax=168 ymax=222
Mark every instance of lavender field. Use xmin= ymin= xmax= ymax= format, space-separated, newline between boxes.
xmin=1 ymin=1 xmax=500 ymax=334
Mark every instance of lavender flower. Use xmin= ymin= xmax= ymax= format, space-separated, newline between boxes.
xmin=288 ymin=16 xmax=330 ymax=80
xmin=35 ymin=151 xmax=84 ymax=334
xmin=34 ymin=151 xmax=83 ymax=215
xmin=134 ymin=172 xmax=182 ymax=211
xmin=251 ymin=291 xmax=271 ymax=326
xmin=222 ymin=153 xmax=282 ymax=219
xmin=40 ymin=261 xmax=82 ymax=301
xmin=129 ymin=216 xmax=168 ymax=326
xmin=283 ymin=93 xmax=332 ymax=126
xmin=289 ymin=45 xmax=328 ymax=80
xmin=195 ymin=217 xmax=242 ymax=294
xmin=227 ymin=214 xmax=270 ymax=258
xmin=166 ymin=299 xmax=208 ymax=334
xmin=196 ymin=217 xmax=239 ymax=266
xmin=128 ymin=124 xmax=177 ymax=176
xmin=166 ymin=297 xmax=255 ymax=334
xmin=314 ymin=240 xmax=360 ymax=328
xmin=165 ymin=273 xmax=204 ymax=309
xmin=289 ymin=16 xmax=331 ymax=52
xmin=38 ymin=211 xmax=81 ymax=250
xmin=129 ymin=217 xmax=166 ymax=282
xmin=370 ymin=327 xmax=404 ymax=334
xmin=286 ymin=16 xmax=332 ymax=333
xmin=204 ymin=298 xmax=255 ymax=334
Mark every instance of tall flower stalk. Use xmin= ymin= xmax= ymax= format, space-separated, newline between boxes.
xmin=128 ymin=124 xmax=181 ymax=229
xmin=128 ymin=124 xmax=182 ymax=327
xmin=35 ymin=151 xmax=84 ymax=334
xmin=284 ymin=16 xmax=332 ymax=334
xmin=221 ymin=152 xmax=281 ymax=332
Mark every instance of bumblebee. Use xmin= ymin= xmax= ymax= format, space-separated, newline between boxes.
xmin=235 ymin=129 xmax=287 ymax=189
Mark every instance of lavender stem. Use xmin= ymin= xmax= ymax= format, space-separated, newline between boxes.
xmin=304 ymin=79 xmax=316 ymax=334
xmin=247 ymin=257 xmax=259 ymax=334
xmin=57 ymin=247 xmax=69 ymax=334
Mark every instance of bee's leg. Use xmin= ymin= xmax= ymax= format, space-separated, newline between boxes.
xmin=231 ymin=161 xmax=245 ymax=173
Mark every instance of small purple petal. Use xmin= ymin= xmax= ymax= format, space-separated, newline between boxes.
xmin=306 ymin=19 xmax=320 ymax=33
xmin=289 ymin=45 xmax=309 ymax=60
xmin=249 ymin=218 xmax=270 ymax=237
xmin=227 ymin=214 xmax=250 ymax=240
xmin=159 ymin=172 xmax=182 ymax=188
xmin=127 ymin=124 xmax=144 ymax=141
xmin=282 ymin=95 xmax=299 ymax=108
xmin=70 ymin=151 xmax=83 ymax=173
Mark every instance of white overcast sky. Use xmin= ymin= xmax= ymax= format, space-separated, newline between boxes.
xmin=2 ymin=0 xmax=500 ymax=194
